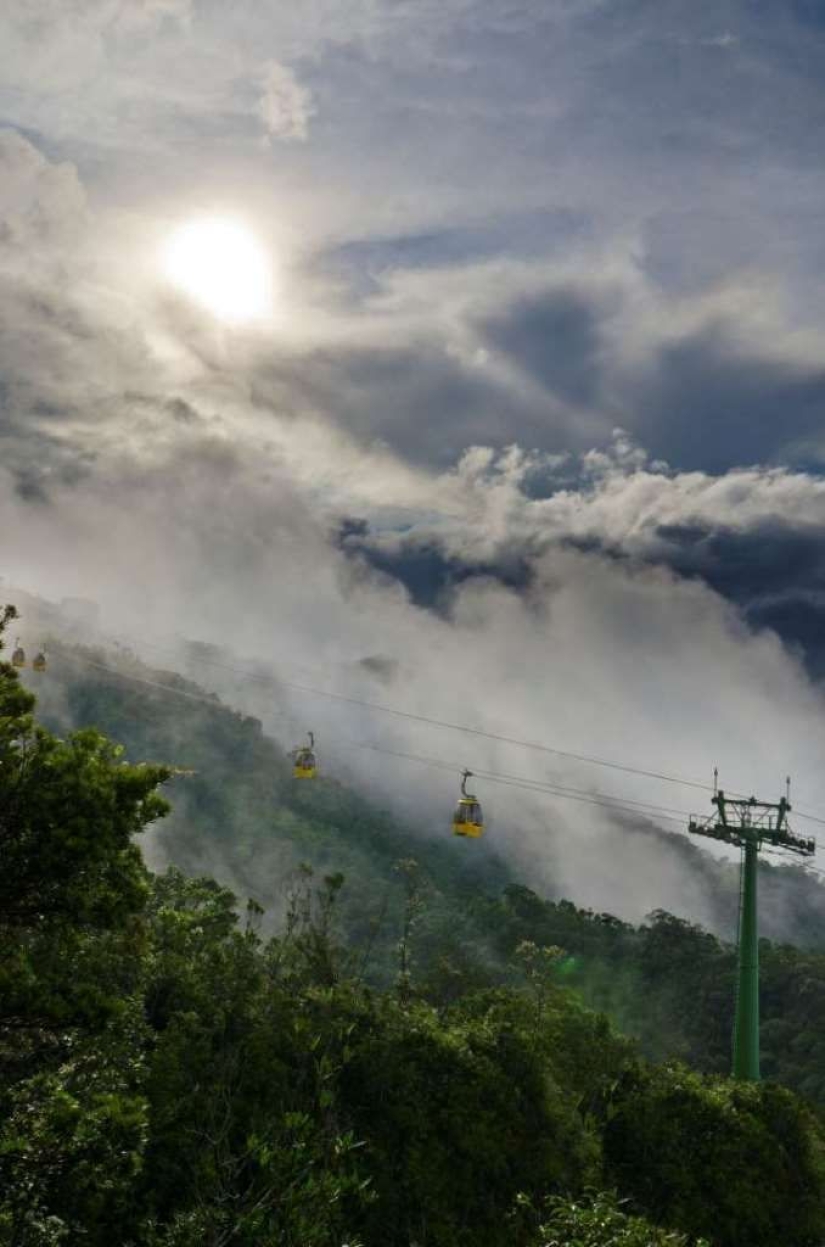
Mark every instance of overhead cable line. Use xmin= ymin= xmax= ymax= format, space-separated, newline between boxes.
xmin=63 ymin=637 xmax=719 ymax=797
xmin=51 ymin=649 xmax=245 ymax=711
xmin=43 ymin=646 xmax=691 ymax=829
xmin=338 ymin=741 xmax=690 ymax=827
xmin=343 ymin=741 xmax=694 ymax=823
xmin=254 ymin=676 xmax=717 ymax=794
xmin=45 ymin=641 xmax=825 ymax=830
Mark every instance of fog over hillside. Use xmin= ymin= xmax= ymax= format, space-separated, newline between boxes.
xmin=10 ymin=584 xmax=825 ymax=949
xmin=4 ymin=1 xmax=825 ymax=937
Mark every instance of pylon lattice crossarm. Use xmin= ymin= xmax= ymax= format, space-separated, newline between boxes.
xmin=688 ymin=817 xmax=815 ymax=856
xmin=686 ymin=785 xmax=818 ymax=1084
xmin=688 ymin=791 xmax=815 ymax=858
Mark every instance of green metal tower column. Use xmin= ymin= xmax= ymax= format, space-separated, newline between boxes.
xmin=688 ymin=783 xmax=815 ymax=1085
xmin=732 ymin=837 xmax=760 ymax=1081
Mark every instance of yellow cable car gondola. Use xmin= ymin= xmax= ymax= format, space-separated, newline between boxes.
xmin=11 ymin=639 xmax=26 ymax=669
xmin=452 ymin=768 xmax=484 ymax=838
xmin=292 ymin=731 xmax=317 ymax=780
xmin=32 ymin=649 xmax=47 ymax=673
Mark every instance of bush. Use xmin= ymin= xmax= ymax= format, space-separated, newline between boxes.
xmin=602 ymin=1064 xmax=825 ymax=1247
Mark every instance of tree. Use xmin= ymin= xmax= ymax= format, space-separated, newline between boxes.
xmin=530 ymin=1191 xmax=706 ymax=1247
xmin=339 ymin=993 xmax=599 ymax=1247
xmin=601 ymin=1063 xmax=825 ymax=1247
xmin=139 ymin=869 xmax=373 ymax=1246
xmin=0 ymin=605 xmax=170 ymax=937
xmin=0 ymin=605 xmax=171 ymax=1245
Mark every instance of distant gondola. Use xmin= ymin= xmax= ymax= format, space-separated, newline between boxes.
xmin=452 ymin=769 xmax=484 ymax=838
xmin=11 ymin=639 xmax=26 ymax=669
xmin=292 ymin=731 xmax=317 ymax=780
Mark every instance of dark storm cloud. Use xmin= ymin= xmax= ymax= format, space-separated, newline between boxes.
xmin=355 ymin=654 xmax=399 ymax=683
xmin=250 ymin=337 xmax=583 ymax=469
xmin=319 ymin=209 xmax=591 ymax=297
xmin=237 ymin=261 xmax=824 ymax=478
xmin=17 ymin=233 xmax=825 ymax=493
xmin=652 ymin=522 xmax=825 ymax=678
xmin=336 ymin=520 xmax=533 ymax=611
xmin=325 ymin=425 xmax=825 ymax=683
xmin=481 ymin=288 xmax=606 ymax=406
xmin=339 ymin=484 xmax=825 ymax=681
xmin=562 ymin=519 xmax=825 ymax=680
xmin=454 ymin=276 xmax=825 ymax=473
xmin=633 ymin=328 xmax=825 ymax=473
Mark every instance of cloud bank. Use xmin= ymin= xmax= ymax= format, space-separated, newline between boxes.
xmin=4 ymin=0 xmax=825 ymax=925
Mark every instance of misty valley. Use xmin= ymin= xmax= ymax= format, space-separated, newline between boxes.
xmin=3 ymin=600 xmax=825 ymax=1247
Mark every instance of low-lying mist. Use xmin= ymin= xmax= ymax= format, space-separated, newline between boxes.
xmin=7 ymin=450 xmax=825 ymax=939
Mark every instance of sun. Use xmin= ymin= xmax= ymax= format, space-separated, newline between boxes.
xmin=162 ymin=218 xmax=273 ymax=323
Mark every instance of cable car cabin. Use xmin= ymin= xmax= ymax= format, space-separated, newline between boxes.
xmin=293 ymin=748 xmax=317 ymax=779
xmin=452 ymin=770 xmax=484 ymax=837
xmin=11 ymin=640 xmax=25 ymax=669
xmin=292 ymin=732 xmax=317 ymax=780
xmin=32 ymin=651 xmax=47 ymax=673
xmin=452 ymin=796 xmax=484 ymax=838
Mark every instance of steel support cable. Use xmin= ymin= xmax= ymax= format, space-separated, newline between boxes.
xmin=332 ymin=741 xmax=690 ymax=827
xmin=50 ymin=649 xmax=244 ymax=710
xmin=786 ymin=804 xmax=825 ymax=828
xmin=61 ymin=635 xmax=825 ymax=825
xmin=44 ymin=642 xmax=824 ymax=831
xmin=342 ymin=740 xmax=694 ymax=819
xmin=43 ymin=647 xmax=690 ymax=828
xmin=50 ymin=640 xmax=716 ymax=795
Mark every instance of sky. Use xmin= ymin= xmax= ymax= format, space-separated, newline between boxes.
xmin=3 ymin=0 xmax=825 ymax=922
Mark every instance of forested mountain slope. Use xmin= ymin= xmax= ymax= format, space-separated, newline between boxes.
xmin=33 ymin=643 xmax=515 ymax=983
xmin=4 ymin=607 xmax=825 ymax=1247
xmin=33 ymin=637 xmax=825 ymax=941
xmin=15 ymin=583 xmax=825 ymax=947
xmin=23 ymin=638 xmax=825 ymax=1114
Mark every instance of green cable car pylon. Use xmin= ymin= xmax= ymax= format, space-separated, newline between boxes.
xmin=689 ymin=774 xmax=815 ymax=1081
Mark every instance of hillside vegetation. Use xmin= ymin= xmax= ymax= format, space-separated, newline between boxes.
xmin=34 ymin=636 xmax=825 ymax=1108
xmin=4 ymin=610 xmax=825 ymax=1245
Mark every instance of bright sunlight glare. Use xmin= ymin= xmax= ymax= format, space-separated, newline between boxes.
xmin=162 ymin=218 xmax=273 ymax=323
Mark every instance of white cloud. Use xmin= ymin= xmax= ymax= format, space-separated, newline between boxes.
xmin=0 ymin=0 xmax=192 ymax=94
xmin=0 ymin=129 xmax=86 ymax=246
xmin=5 ymin=434 xmax=825 ymax=930
xmin=702 ymin=32 xmax=739 ymax=49
xmin=3 ymin=14 xmax=825 ymax=938
xmin=258 ymin=60 xmax=316 ymax=142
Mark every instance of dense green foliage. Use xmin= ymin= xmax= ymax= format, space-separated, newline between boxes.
xmin=476 ymin=887 xmax=825 ymax=1108
xmin=0 ymin=606 xmax=171 ymax=1244
xmin=33 ymin=639 xmax=825 ymax=1109
xmin=601 ymin=1065 xmax=825 ymax=1247
xmin=533 ymin=1192 xmax=705 ymax=1246
xmin=5 ymin=611 xmax=825 ymax=1244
